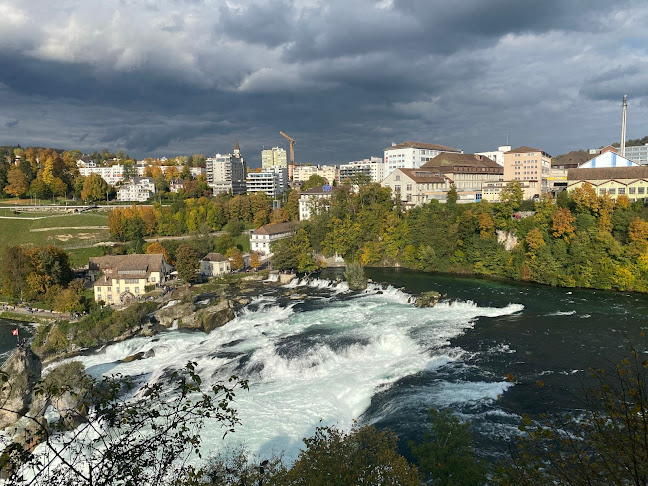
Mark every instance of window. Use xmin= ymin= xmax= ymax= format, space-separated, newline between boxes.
xmin=630 ymin=187 xmax=636 ymax=194
xmin=599 ymin=189 xmax=606 ymax=195
xmin=639 ymin=187 xmax=645 ymax=194
xmin=608 ymin=188 xmax=616 ymax=195
xmin=395 ymin=175 xmax=400 ymax=181
xmin=394 ymin=185 xmax=401 ymax=192
xmin=406 ymin=183 xmax=412 ymax=191
xmin=135 ymin=287 xmax=139 ymax=293
xmin=618 ymin=187 xmax=626 ymax=194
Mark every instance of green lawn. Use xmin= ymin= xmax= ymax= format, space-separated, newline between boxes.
xmin=0 ymin=211 xmax=110 ymax=250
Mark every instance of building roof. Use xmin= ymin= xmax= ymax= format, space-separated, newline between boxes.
xmin=505 ymin=146 xmax=552 ymax=157
xmin=202 ymin=253 xmax=229 ymax=263
xmin=398 ymin=169 xmax=446 ymax=183
xmin=301 ymin=185 xmax=338 ymax=195
xmin=253 ymin=221 xmax=298 ymax=236
xmin=578 ymin=151 xmax=638 ymax=169
xmin=567 ymin=166 xmax=648 ymax=181
xmin=89 ymin=254 xmax=167 ymax=273
xmin=422 ymin=153 xmax=502 ymax=170
xmin=384 ymin=141 xmax=461 ymax=153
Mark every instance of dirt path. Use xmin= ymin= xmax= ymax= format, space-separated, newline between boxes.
xmin=30 ymin=226 xmax=108 ymax=232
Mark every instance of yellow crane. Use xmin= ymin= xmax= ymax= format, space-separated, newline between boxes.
xmin=279 ymin=131 xmax=295 ymax=166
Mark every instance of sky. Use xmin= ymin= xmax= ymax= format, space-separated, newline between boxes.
xmin=1 ymin=0 xmax=647 ymax=167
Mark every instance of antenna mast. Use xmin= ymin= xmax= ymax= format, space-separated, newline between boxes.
xmin=621 ymin=95 xmax=627 ymax=157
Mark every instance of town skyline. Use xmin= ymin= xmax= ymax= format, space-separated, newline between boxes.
xmin=1 ymin=1 xmax=647 ymax=163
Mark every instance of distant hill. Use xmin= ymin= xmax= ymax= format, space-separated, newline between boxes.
xmin=611 ymin=135 xmax=648 ymax=148
xmin=552 ymin=150 xmax=591 ymax=167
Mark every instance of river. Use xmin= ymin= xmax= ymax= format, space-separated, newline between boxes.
xmin=2 ymin=268 xmax=647 ymax=463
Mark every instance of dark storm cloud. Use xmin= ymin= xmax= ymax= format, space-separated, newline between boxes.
xmin=0 ymin=0 xmax=646 ymax=161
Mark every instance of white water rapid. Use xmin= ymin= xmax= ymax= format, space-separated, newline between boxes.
xmin=57 ymin=280 xmax=524 ymax=461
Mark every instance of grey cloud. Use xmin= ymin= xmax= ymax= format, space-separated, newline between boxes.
xmin=5 ymin=120 xmax=19 ymax=128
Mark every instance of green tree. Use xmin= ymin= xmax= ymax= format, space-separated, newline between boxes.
xmin=301 ymin=174 xmax=328 ymax=190
xmin=175 ymin=243 xmax=197 ymax=282
xmin=447 ymin=183 xmax=458 ymax=206
xmin=410 ymin=408 xmax=487 ymax=486
xmin=29 ymin=178 xmax=52 ymax=199
xmin=345 ymin=261 xmax=367 ymax=290
xmin=286 ymin=424 xmax=419 ymax=486
xmin=81 ymin=173 xmax=109 ymax=202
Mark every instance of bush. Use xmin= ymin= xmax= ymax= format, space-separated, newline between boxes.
xmin=345 ymin=261 xmax=367 ymax=291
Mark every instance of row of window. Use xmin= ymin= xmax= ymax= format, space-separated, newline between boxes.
xmin=600 ymin=187 xmax=646 ymax=195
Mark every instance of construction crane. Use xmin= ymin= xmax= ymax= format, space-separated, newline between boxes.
xmin=279 ymin=131 xmax=296 ymax=181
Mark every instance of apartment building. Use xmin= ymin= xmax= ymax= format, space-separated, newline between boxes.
xmin=421 ymin=153 xmax=503 ymax=190
xmin=384 ymin=141 xmax=462 ymax=174
xmin=299 ymin=185 xmax=337 ymax=220
xmin=200 ymin=253 xmax=231 ymax=277
xmin=293 ymin=165 xmax=339 ymax=185
xmin=261 ymin=147 xmax=288 ymax=169
xmin=339 ymin=157 xmax=386 ymax=183
xmin=246 ymin=167 xmax=288 ymax=198
xmin=503 ymin=146 xmax=552 ymax=197
xmin=116 ymin=177 xmax=156 ymax=202
xmin=475 ymin=145 xmax=512 ymax=166
xmin=206 ymin=141 xmax=247 ymax=195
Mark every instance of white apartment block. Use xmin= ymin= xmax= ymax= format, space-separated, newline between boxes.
xmin=79 ymin=164 xmax=125 ymax=185
xmin=262 ymin=147 xmax=288 ymax=169
xmin=339 ymin=157 xmax=386 ymax=183
xmin=246 ymin=167 xmax=288 ymax=198
xmin=475 ymin=145 xmax=512 ymax=166
xmin=116 ymin=177 xmax=156 ymax=202
xmin=206 ymin=156 xmax=246 ymax=195
xmin=299 ymin=185 xmax=337 ymax=220
xmin=624 ymin=145 xmax=648 ymax=165
xmin=384 ymin=141 xmax=462 ymax=174
xmin=293 ymin=165 xmax=339 ymax=185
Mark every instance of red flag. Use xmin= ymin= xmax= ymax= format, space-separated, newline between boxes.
xmin=11 ymin=329 xmax=18 ymax=336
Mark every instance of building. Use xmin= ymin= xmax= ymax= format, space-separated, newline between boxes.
xmin=578 ymin=150 xmax=639 ymax=169
xmin=384 ymin=141 xmax=462 ymax=174
xmin=90 ymin=254 xmax=172 ymax=304
xmin=78 ymin=164 xmax=125 ymax=185
xmin=421 ymin=153 xmax=503 ymax=191
xmin=246 ymin=167 xmax=288 ymax=198
xmin=249 ymin=222 xmax=298 ymax=256
xmin=293 ymin=165 xmax=339 ymax=185
xmin=200 ymin=253 xmax=231 ymax=277
xmin=481 ymin=181 xmax=543 ymax=203
xmin=381 ymin=168 xmax=448 ymax=208
xmin=206 ymin=141 xmax=247 ymax=195
xmin=261 ymin=147 xmax=288 ymax=169
xmin=116 ymin=177 xmax=156 ymax=202
xmin=169 ymin=179 xmax=185 ymax=193
xmin=339 ymin=157 xmax=386 ymax=183
xmin=567 ymin=166 xmax=648 ymax=202
xmin=503 ymin=146 xmax=552 ymax=197
xmin=299 ymin=185 xmax=337 ymax=220
xmin=475 ymin=145 xmax=512 ymax=166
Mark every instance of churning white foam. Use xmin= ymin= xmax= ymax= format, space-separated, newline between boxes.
xmin=64 ymin=284 xmax=524 ymax=461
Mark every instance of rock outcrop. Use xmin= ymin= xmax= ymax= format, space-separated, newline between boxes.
xmin=0 ymin=345 xmax=43 ymax=430
xmin=414 ymin=291 xmax=441 ymax=308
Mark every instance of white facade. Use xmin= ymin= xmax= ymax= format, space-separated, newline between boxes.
xmin=578 ymin=151 xmax=639 ymax=169
xmin=79 ymin=164 xmax=125 ymax=185
xmin=261 ymin=147 xmax=288 ymax=169
xmin=246 ymin=167 xmax=288 ymax=198
xmin=293 ymin=165 xmax=338 ymax=185
xmin=206 ymin=153 xmax=247 ymax=195
xmin=475 ymin=145 xmax=511 ymax=166
xmin=299 ymin=186 xmax=336 ymax=220
xmin=339 ymin=157 xmax=386 ymax=183
xmin=249 ymin=222 xmax=297 ymax=256
xmin=200 ymin=253 xmax=231 ymax=277
xmin=116 ymin=177 xmax=156 ymax=202
xmin=384 ymin=142 xmax=462 ymax=174
xmin=381 ymin=168 xmax=448 ymax=208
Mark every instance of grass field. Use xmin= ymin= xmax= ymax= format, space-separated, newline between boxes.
xmin=0 ymin=211 xmax=110 ymax=251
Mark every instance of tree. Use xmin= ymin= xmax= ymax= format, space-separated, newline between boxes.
xmin=175 ymin=244 xmax=197 ymax=282
xmin=345 ymin=261 xmax=367 ymax=290
xmin=551 ymin=208 xmax=576 ymax=242
xmin=0 ymin=246 xmax=31 ymax=298
xmin=226 ymin=247 xmax=244 ymax=271
xmin=447 ymin=183 xmax=458 ymax=206
xmin=286 ymin=424 xmax=419 ymax=486
xmin=29 ymin=178 xmax=52 ymax=199
xmin=499 ymin=345 xmax=648 ymax=486
xmin=301 ymin=174 xmax=328 ymax=190
xmin=249 ymin=251 xmax=262 ymax=270
xmin=0 ymin=361 xmax=247 ymax=486
xmin=145 ymin=242 xmax=170 ymax=262
xmin=49 ymin=177 xmax=68 ymax=198
xmin=410 ymin=408 xmax=487 ymax=486
xmin=81 ymin=173 xmax=109 ymax=202
xmin=122 ymin=160 xmax=136 ymax=181
xmin=5 ymin=167 xmax=29 ymax=197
